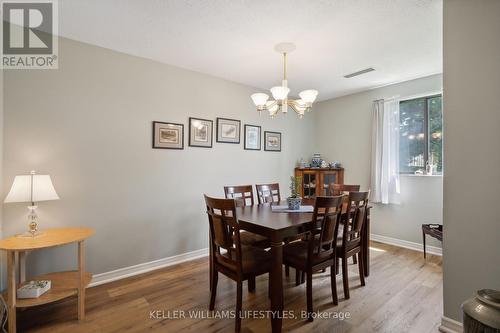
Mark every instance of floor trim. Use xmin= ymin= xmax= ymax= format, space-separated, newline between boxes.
xmin=89 ymin=234 xmax=441 ymax=288
xmin=371 ymin=233 xmax=442 ymax=256
xmin=439 ymin=316 xmax=463 ymax=333
xmin=89 ymin=248 xmax=209 ymax=287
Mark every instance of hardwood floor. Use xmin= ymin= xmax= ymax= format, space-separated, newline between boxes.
xmin=18 ymin=241 xmax=442 ymax=333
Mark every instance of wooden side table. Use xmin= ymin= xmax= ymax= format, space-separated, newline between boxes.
xmin=422 ymin=224 xmax=443 ymax=258
xmin=0 ymin=227 xmax=94 ymax=333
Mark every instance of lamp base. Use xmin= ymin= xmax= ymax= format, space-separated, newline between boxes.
xmin=16 ymin=230 xmax=44 ymax=238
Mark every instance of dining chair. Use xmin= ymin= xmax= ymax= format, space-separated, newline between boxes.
xmin=223 ymin=185 xmax=270 ymax=250
xmin=224 ymin=185 xmax=255 ymax=207
xmin=255 ymin=182 xmax=298 ymax=277
xmin=327 ymin=184 xmax=361 ymax=264
xmin=328 ymin=183 xmax=360 ymax=196
xmin=255 ymin=183 xmax=281 ymax=204
xmin=204 ymin=195 xmax=271 ymax=332
xmin=283 ymin=196 xmax=344 ymax=321
xmin=336 ymin=191 xmax=369 ymax=300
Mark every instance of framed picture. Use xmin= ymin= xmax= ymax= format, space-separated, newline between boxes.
xmin=244 ymin=124 xmax=261 ymax=150
xmin=264 ymin=131 xmax=282 ymax=152
xmin=152 ymin=121 xmax=184 ymax=149
xmin=216 ymin=118 xmax=241 ymax=144
xmin=189 ymin=117 xmax=213 ymax=148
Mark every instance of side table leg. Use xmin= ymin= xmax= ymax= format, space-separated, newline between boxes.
xmin=18 ymin=251 xmax=26 ymax=284
xmin=78 ymin=241 xmax=86 ymax=320
xmin=7 ymin=251 xmax=17 ymax=333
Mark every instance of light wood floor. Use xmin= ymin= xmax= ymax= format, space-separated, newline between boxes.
xmin=18 ymin=242 xmax=442 ymax=333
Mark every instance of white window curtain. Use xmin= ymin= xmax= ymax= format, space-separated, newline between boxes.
xmin=370 ymin=99 xmax=401 ymax=204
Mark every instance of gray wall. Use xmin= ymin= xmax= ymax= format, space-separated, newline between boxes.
xmin=2 ymin=38 xmax=315 ymax=277
xmin=315 ymin=74 xmax=443 ymax=247
xmin=442 ymin=0 xmax=500 ymax=322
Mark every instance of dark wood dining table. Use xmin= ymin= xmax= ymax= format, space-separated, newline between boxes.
xmin=236 ymin=201 xmax=371 ymax=333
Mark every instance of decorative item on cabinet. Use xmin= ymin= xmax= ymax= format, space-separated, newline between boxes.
xmin=295 ymin=167 xmax=344 ymax=198
xmin=311 ymin=153 xmax=322 ymax=167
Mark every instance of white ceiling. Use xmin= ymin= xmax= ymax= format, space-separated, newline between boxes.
xmin=59 ymin=0 xmax=442 ymax=101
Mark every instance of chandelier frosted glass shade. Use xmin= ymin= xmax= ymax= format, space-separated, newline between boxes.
xmin=251 ymin=93 xmax=269 ymax=109
xmin=299 ymin=90 xmax=318 ymax=105
xmin=270 ymin=86 xmax=290 ymax=101
xmin=250 ymin=43 xmax=318 ymax=118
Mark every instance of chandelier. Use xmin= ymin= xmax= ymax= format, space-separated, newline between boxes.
xmin=251 ymin=43 xmax=318 ymax=118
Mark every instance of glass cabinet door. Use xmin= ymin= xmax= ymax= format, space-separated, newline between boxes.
xmin=321 ymin=172 xmax=337 ymax=196
xmin=302 ymin=172 xmax=317 ymax=199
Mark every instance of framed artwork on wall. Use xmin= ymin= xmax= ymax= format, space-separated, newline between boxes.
xmin=189 ymin=117 xmax=213 ymax=148
xmin=216 ymin=118 xmax=241 ymax=144
xmin=244 ymin=124 xmax=261 ymax=150
xmin=152 ymin=121 xmax=184 ymax=149
xmin=264 ymin=131 xmax=282 ymax=152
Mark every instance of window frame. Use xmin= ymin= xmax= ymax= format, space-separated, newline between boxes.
xmin=399 ymin=94 xmax=442 ymax=175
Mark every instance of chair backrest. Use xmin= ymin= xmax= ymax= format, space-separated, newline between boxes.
xmin=204 ymin=195 xmax=243 ymax=274
xmin=341 ymin=191 xmax=369 ymax=250
xmin=223 ymin=185 xmax=254 ymax=207
xmin=304 ymin=196 xmax=344 ymax=263
xmin=255 ymin=183 xmax=281 ymax=204
xmin=328 ymin=183 xmax=360 ymax=196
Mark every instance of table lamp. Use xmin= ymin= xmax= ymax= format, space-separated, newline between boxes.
xmin=4 ymin=170 xmax=59 ymax=237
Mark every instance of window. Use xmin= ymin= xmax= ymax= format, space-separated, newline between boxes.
xmin=399 ymin=95 xmax=443 ymax=174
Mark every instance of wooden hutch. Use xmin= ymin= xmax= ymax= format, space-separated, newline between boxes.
xmin=295 ymin=167 xmax=344 ymax=199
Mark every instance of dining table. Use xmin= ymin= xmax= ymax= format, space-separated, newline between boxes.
xmin=235 ymin=201 xmax=371 ymax=333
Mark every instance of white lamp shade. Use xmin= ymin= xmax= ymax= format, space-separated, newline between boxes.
xmin=4 ymin=174 xmax=59 ymax=203
xmin=299 ymin=89 xmax=319 ymax=104
xmin=251 ymin=93 xmax=269 ymax=107
xmin=270 ymin=86 xmax=290 ymax=101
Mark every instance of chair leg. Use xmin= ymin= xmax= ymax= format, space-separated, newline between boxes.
xmin=295 ymin=269 xmax=301 ymax=286
xmin=306 ymin=270 xmax=313 ymax=322
xmin=336 ymin=258 xmax=340 ymax=275
xmin=268 ymin=273 xmax=271 ymax=298
xmin=236 ymin=281 xmax=242 ymax=333
xmin=301 ymin=271 xmax=306 ymax=284
xmin=352 ymin=255 xmax=357 ymax=265
xmin=330 ymin=264 xmax=338 ymax=305
xmin=342 ymin=257 xmax=350 ymax=300
xmin=248 ymin=275 xmax=256 ymax=292
xmin=358 ymin=253 xmax=365 ymax=286
xmin=209 ymin=270 xmax=218 ymax=310
xmin=423 ymin=230 xmax=427 ymax=259
xmin=285 ymin=265 xmax=290 ymax=277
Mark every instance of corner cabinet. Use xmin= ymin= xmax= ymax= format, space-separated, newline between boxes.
xmin=295 ymin=167 xmax=344 ymax=199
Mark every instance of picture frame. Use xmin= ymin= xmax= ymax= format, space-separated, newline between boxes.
xmin=216 ymin=117 xmax=241 ymax=144
xmin=264 ymin=131 xmax=282 ymax=152
xmin=152 ymin=121 xmax=184 ymax=149
xmin=189 ymin=117 xmax=213 ymax=148
xmin=244 ymin=124 xmax=261 ymax=150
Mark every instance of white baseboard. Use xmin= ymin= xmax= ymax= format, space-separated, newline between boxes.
xmin=88 ymin=234 xmax=440 ymax=288
xmin=439 ymin=316 xmax=463 ymax=333
xmin=370 ymin=233 xmax=442 ymax=256
xmin=89 ymin=247 xmax=209 ymax=287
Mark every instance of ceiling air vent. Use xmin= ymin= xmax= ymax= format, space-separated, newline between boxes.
xmin=344 ymin=68 xmax=375 ymax=78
